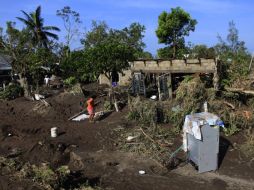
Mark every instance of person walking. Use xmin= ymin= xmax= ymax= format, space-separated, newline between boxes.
xmin=87 ymin=97 xmax=95 ymax=122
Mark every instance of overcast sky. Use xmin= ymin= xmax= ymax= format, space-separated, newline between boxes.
xmin=0 ymin=0 xmax=253 ymax=55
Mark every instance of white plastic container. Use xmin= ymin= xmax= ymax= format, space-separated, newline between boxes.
xmin=51 ymin=127 xmax=58 ymax=138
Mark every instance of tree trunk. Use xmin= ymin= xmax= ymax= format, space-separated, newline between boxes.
xmin=18 ymin=74 xmax=30 ymax=97
xmin=173 ymin=43 xmax=176 ymax=59
xmin=173 ymin=33 xmax=176 ymax=59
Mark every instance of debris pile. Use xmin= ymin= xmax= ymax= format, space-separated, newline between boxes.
xmin=117 ymin=76 xmax=254 ymax=168
xmin=116 ymin=124 xmax=177 ymax=168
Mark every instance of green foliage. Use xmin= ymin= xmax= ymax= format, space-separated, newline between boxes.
xmin=215 ymin=21 xmax=251 ymax=87
xmin=64 ymin=76 xmax=77 ymax=87
xmin=1 ymin=19 xmax=59 ymax=94
xmin=81 ymin=21 xmax=146 ymax=80
xmin=157 ymin=40 xmax=188 ymax=59
xmin=0 ymin=84 xmax=23 ymax=100
xmin=191 ymin=45 xmax=216 ymax=59
xmin=60 ymin=50 xmax=97 ymax=83
xmin=222 ymin=113 xmax=241 ymax=136
xmin=156 ymin=7 xmax=197 ymax=58
xmin=84 ymin=36 xmax=134 ymax=80
xmin=82 ymin=21 xmax=109 ymax=48
xmin=127 ymin=96 xmax=158 ymax=126
xmin=103 ymin=100 xmax=113 ymax=111
xmin=56 ymin=165 xmax=71 ymax=187
xmin=138 ymin=51 xmax=153 ymax=59
xmin=166 ymin=77 xmax=206 ymax=131
xmin=26 ymin=48 xmax=58 ymax=88
xmin=32 ymin=165 xmax=57 ymax=185
xmin=0 ymin=22 xmax=31 ymax=72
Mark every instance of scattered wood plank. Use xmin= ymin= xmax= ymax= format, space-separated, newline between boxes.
xmin=40 ymin=99 xmax=50 ymax=107
xmin=68 ymin=100 xmax=101 ymax=121
xmin=68 ymin=110 xmax=86 ymax=121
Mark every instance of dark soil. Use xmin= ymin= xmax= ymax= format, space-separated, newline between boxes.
xmin=0 ymin=85 xmax=254 ymax=190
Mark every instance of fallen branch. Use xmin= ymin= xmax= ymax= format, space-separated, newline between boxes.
xmin=226 ymin=87 xmax=254 ymax=95
xmin=223 ymin=101 xmax=235 ymax=110
xmin=139 ymin=127 xmax=165 ymax=148
xmin=139 ymin=127 xmax=157 ymax=144
xmin=126 ymin=142 xmax=144 ymax=145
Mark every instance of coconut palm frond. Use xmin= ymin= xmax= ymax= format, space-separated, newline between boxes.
xmin=44 ymin=31 xmax=59 ymax=40
xmin=17 ymin=5 xmax=59 ymax=48
xmin=43 ymin=26 xmax=60 ymax=31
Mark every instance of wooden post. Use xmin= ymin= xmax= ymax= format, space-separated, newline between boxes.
xmin=167 ymin=73 xmax=173 ymax=99
xmin=213 ymin=58 xmax=220 ymax=91
xmin=157 ymin=75 xmax=162 ymax=101
xmin=143 ymin=73 xmax=146 ymax=97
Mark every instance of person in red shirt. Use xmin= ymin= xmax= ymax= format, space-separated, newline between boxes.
xmin=87 ymin=97 xmax=95 ymax=122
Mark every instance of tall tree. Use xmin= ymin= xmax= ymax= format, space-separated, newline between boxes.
xmin=215 ymin=21 xmax=246 ymax=56
xmin=0 ymin=22 xmax=58 ymax=95
xmin=215 ymin=21 xmax=251 ymax=86
xmin=122 ymin=22 xmax=146 ymax=57
xmin=227 ymin=21 xmax=246 ymax=54
xmin=82 ymin=21 xmax=109 ymax=48
xmin=191 ymin=45 xmax=216 ymax=59
xmin=0 ymin=22 xmax=33 ymax=96
xmin=17 ymin=6 xmax=60 ymax=49
xmin=156 ymin=7 xmax=197 ymax=58
xmin=56 ymin=6 xmax=82 ymax=48
xmin=81 ymin=21 xmax=146 ymax=81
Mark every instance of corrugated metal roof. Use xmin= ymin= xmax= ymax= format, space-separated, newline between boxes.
xmin=0 ymin=55 xmax=12 ymax=70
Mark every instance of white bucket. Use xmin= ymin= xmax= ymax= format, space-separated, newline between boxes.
xmin=51 ymin=127 xmax=58 ymax=138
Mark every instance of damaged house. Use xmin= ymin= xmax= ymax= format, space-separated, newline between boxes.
xmin=99 ymin=58 xmax=220 ymax=100
xmin=0 ymin=54 xmax=12 ymax=87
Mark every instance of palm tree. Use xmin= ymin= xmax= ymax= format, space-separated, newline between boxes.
xmin=17 ymin=6 xmax=60 ymax=48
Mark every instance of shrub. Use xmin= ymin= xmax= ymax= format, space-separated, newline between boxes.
xmin=0 ymin=83 xmax=23 ymax=100
xmin=32 ymin=164 xmax=57 ymax=185
xmin=103 ymin=100 xmax=113 ymax=111
xmin=240 ymin=129 xmax=254 ymax=158
xmin=64 ymin=76 xmax=77 ymax=87
xmin=127 ymin=96 xmax=158 ymax=126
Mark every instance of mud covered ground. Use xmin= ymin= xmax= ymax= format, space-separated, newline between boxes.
xmin=0 ymin=85 xmax=254 ymax=190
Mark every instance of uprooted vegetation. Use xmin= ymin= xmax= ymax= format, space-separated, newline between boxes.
xmin=240 ymin=129 xmax=254 ymax=159
xmin=0 ymin=157 xmax=101 ymax=190
xmin=118 ymin=76 xmax=254 ymax=166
